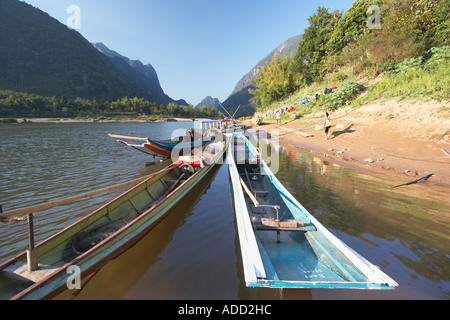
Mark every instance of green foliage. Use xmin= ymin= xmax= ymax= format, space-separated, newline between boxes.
xmin=251 ymin=0 xmax=449 ymax=116
xmin=355 ymin=47 xmax=449 ymax=103
xmin=388 ymin=57 xmax=425 ymax=75
xmin=409 ymin=0 xmax=450 ymax=48
xmin=323 ymin=80 xmax=365 ymax=111
xmin=320 ymin=0 xmax=450 ymax=78
xmin=424 ymin=46 xmax=450 ymax=70
xmin=0 ymin=91 xmax=221 ymax=119
xmin=292 ymin=7 xmax=342 ymax=84
xmin=250 ymin=55 xmax=302 ymax=107
xmin=326 ymin=0 xmax=378 ymax=55
xmin=3 ymin=0 xmax=448 ymax=120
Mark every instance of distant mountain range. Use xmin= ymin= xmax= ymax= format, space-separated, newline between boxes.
xmin=92 ymin=42 xmax=188 ymax=106
xmin=194 ymin=96 xmax=221 ymax=109
xmin=0 ymin=0 xmax=301 ymax=116
xmin=221 ymin=34 xmax=303 ymax=118
xmin=0 ymin=0 xmax=185 ymax=106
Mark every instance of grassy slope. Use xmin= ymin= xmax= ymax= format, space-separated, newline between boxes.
xmin=255 ymin=50 xmax=449 ymax=122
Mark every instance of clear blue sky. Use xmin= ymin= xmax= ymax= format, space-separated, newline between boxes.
xmin=23 ymin=0 xmax=357 ymax=105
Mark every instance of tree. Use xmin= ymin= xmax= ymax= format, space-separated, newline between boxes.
xmin=250 ymin=54 xmax=302 ymax=107
xmin=357 ymin=0 xmax=426 ymax=72
xmin=411 ymin=0 xmax=450 ymax=48
xmin=326 ymin=0 xmax=381 ymax=55
xmin=292 ymin=7 xmax=342 ymax=84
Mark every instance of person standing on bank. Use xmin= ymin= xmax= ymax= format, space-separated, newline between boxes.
xmin=323 ymin=112 xmax=332 ymax=140
xmin=275 ymin=110 xmax=281 ymax=126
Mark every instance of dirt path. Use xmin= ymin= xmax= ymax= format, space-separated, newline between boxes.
xmin=247 ymin=98 xmax=450 ymax=187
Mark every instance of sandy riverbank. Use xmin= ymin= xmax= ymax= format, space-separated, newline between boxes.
xmin=246 ymin=98 xmax=450 ymax=187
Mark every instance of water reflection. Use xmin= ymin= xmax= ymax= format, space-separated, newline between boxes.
xmin=64 ymin=163 xmax=238 ymax=300
xmin=274 ymin=145 xmax=450 ymax=300
xmin=1 ymin=123 xmax=449 ymax=300
xmin=0 ymin=122 xmax=192 ymax=262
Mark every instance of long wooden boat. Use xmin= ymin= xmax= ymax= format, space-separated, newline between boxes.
xmin=228 ymin=133 xmax=398 ymax=289
xmin=0 ymin=138 xmax=229 ymax=300
xmin=109 ymin=129 xmax=219 ymax=158
xmin=147 ymin=136 xmax=216 ymax=156
xmin=108 ymin=134 xmax=174 ymax=158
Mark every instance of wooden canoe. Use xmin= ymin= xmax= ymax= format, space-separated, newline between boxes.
xmin=228 ymin=133 xmax=398 ymax=289
xmin=108 ymin=134 xmax=170 ymax=157
xmin=109 ymin=132 xmax=218 ymax=158
xmin=0 ymin=138 xmax=229 ymax=300
xmin=145 ymin=137 xmax=217 ymax=158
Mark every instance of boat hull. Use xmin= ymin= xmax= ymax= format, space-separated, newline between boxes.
xmin=109 ymin=129 xmax=218 ymax=158
xmin=228 ymin=133 xmax=398 ymax=290
xmin=143 ymin=142 xmax=172 ymax=157
xmin=0 ymin=139 xmax=229 ymax=300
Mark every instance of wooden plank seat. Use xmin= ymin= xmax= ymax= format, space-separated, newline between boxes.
xmin=0 ymin=261 xmax=60 ymax=283
xmin=254 ymin=218 xmax=316 ymax=232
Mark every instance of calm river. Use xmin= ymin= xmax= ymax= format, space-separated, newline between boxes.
xmin=0 ymin=122 xmax=448 ymax=300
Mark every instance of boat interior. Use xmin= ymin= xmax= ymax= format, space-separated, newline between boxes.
xmin=233 ymin=137 xmax=315 ymax=235
xmin=0 ymin=166 xmax=189 ymax=299
xmin=232 ymin=135 xmax=369 ymax=285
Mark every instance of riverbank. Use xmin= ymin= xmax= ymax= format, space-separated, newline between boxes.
xmin=247 ymin=98 xmax=450 ymax=187
xmin=1 ymin=117 xmax=207 ymax=124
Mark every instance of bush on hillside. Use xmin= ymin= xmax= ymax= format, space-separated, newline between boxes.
xmin=388 ymin=57 xmax=424 ymax=75
xmin=323 ymin=80 xmax=365 ymax=111
xmin=354 ymin=46 xmax=449 ymax=103
xmin=424 ymin=46 xmax=450 ymax=70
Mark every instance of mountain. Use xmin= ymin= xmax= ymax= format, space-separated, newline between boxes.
xmin=232 ymin=34 xmax=303 ymax=95
xmin=93 ymin=43 xmax=188 ymax=106
xmin=220 ymin=85 xmax=257 ymax=119
xmin=0 ymin=0 xmax=185 ymax=106
xmin=194 ymin=96 xmax=221 ymax=109
xmin=221 ymin=34 xmax=303 ymax=118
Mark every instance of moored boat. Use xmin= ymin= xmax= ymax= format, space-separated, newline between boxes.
xmin=109 ymin=127 xmax=221 ymax=158
xmin=228 ymin=132 xmax=398 ymax=289
xmin=0 ymin=137 xmax=229 ymax=300
xmin=146 ymin=136 xmax=217 ymax=158
xmin=254 ymin=116 xmax=264 ymax=126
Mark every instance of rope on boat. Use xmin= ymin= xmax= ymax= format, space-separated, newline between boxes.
xmin=0 ymin=163 xmax=178 ymax=221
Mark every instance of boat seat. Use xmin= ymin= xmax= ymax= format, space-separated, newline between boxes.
xmin=254 ymin=218 xmax=316 ymax=232
xmin=0 ymin=261 xmax=60 ymax=283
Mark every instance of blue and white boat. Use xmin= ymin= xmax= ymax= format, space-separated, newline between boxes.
xmin=227 ymin=132 xmax=398 ymax=289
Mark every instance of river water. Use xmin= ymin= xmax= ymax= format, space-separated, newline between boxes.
xmin=0 ymin=122 xmax=448 ymax=300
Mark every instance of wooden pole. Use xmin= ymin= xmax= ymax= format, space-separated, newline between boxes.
xmin=108 ymin=133 xmax=149 ymax=141
xmin=27 ymin=213 xmax=38 ymax=272
xmin=240 ymin=177 xmax=259 ymax=207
